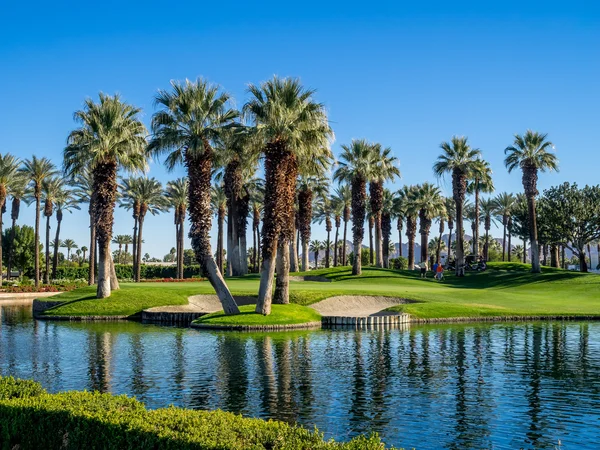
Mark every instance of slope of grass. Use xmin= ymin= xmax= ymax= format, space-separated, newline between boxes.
xmin=41 ymin=262 xmax=600 ymax=320
xmin=194 ymin=304 xmax=322 ymax=326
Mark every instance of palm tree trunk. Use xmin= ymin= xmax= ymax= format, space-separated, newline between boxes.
xmin=502 ymin=218 xmax=507 ymax=261
xmin=406 ymin=216 xmax=416 ymax=270
xmin=523 ymin=238 xmax=527 ymax=263
xmin=0 ymin=203 xmax=3 ymax=286
xmin=217 ymin=211 xmax=224 ymax=275
xmin=89 ymin=212 xmax=96 ymax=285
xmin=109 ymin=253 xmax=119 ymax=290
xmin=397 ymin=219 xmax=403 ymax=258
xmin=447 ymin=225 xmax=453 ymax=263
xmin=302 ymin=239 xmax=309 ymax=272
xmin=175 ymin=222 xmax=180 ymax=278
xmin=252 ymin=224 xmax=257 ymax=273
xmin=325 ymin=229 xmax=331 ymax=268
xmin=178 ymin=218 xmax=185 ymax=279
xmin=507 ymin=232 xmax=512 ymax=262
xmin=256 ymin=223 xmax=261 ymax=272
xmin=34 ymin=196 xmax=41 ymax=288
xmin=136 ymin=216 xmax=144 ymax=282
xmin=289 ymin=220 xmax=298 ymax=272
xmin=296 ymin=228 xmax=300 ymax=267
xmin=473 ymin=182 xmax=480 ymax=257
xmin=351 ymin=178 xmax=366 ymax=276
xmin=550 ymin=244 xmax=559 ymax=268
xmin=368 ymin=217 xmax=374 ymax=265
xmin=7 ymin=217 xmax=17 ymax=279
xmin=375 ymin=215 xmax=383 ymax=267
xmin=314 ymin=250 xmax=319 ymax=268
xmin=52 ymin=213 xmax=62 ymax=280
xmin=579 ymin=247 xmax=589 ymax=272
xmin=561 ymin=245 xmax=565 ymax=268
xmin=334 ymin=224 xmax=339 ymax=267
xmin=132 ymin=218 xmax=138 ymax=279
xmin=186 ymin=147 xmax=239 ymax=315
xmin=453 ymin=170 xmax=466 ymax=277
xmin=484 ymin=228 xmax=490 ymax=261
xmin=273 ymin=239 xmax=290 ymax=304
xmin=437 ymin=232 xmax=443 ymax=265
xmin=342 ymin=215 xmax=349 ymax=265
xmin=44 ymin=215 xmax=51 ymax=284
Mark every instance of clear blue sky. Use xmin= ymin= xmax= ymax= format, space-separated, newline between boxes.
xmin=2 ymin=1 xmax=599 ymax=258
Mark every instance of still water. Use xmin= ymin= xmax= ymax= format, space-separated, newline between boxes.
xmin=1 ymin=301 xmax=599 ymax=449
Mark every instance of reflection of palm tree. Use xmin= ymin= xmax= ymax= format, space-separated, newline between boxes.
xmin=216 ymin=335 xmax=249 ymax=413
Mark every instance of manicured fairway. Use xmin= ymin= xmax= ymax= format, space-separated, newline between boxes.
xmin=41 ymin=262 xmax=600 ymax=319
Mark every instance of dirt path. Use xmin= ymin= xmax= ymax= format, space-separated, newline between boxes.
xmin=309 ymin=296 xmax=409 ymax=317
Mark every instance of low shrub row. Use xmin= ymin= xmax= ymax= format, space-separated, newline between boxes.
xmin=5 ymin=281 xmax=88 ymax=293
xmin=0 ymin=376 xmax=393 ymax=449
xmin=53 ymin=264 xmax=203 ymax=281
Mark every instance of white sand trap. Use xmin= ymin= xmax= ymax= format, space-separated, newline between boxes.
xmin=309 ymin=296 xmax=409 ymax=317
xmin=147 ymin=295 xmax=256 ymax=314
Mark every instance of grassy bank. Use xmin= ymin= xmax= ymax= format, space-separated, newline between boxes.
xmin=195 ymin=304 xmax=322 ymax=326
xmin=40 ymin=262 xmax=600 ymax=320
xmin=0 ymin=376 xmax=392 ymax=449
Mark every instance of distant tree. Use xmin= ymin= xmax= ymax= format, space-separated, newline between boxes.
xmin=2 ymin=226 xmax=36 ymax=275
xmin=541 ymin=183 xmax=600 ymax=272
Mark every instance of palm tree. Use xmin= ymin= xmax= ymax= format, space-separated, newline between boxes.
xmin=393 ymin=188 xmax=408 ymax=258
xmin=81 ymin=246 xmax=88 ymax=263
xmin=165 ymin=178 xmax=188 ymax=279
xmin=334 ymin=139 xmax=374 ymax=276
xmin=381 ymin=189 xmax=394 ymax=268
xmin=504 ymin=130 xmax=558 ymax=273
xmin=214 ymin=126 xmax=260 ymax=277
xmin=467 ymin=159 xmax=494 ymax=257
xmin=332 ymin=184 xmax=352 ymax=265
xmin=367 ymin=204 xmax=374 ymax=265
xmin=313 ymin=195 xmax=334 ymax=269
xmin=75 ymin=249 xmax=82 ymax=266
xmin=119 ymin=177 xmax=142 ymax=278
xmin=132 ymin=177 xmax=166 ymax=282
xmin=51 ymin=186 xmax=80 ymax=279
xmin=7 ymin=174 xmax=27 ymax=278
xmin=20 ymin=156 xmax=58 ymax=287
xmin=368 ymin=143 xmax=400 ymax=267
xmin=41 ymin=177 xmax=64 ymax=283
xmin=309 ymin=240 xmax=322 ymax=269
xmin=0 ymin=154 xmax=21 ymax=284
xmin=444 ymin=197 xmax=456 ymax=263
xmin=401 ymin=185 xmax=419 ymax=270
xmin=330 ymin=194 xmax=343 ymax=266
xmin=480 ymin=198 xmax=498 ymax=261
xmin=429 ymin=237 xmax=447 ymax=266
xmin=64 ymin=93 xmax=147 ymax=298
xmin=493 ymin=192 xmax=515 ymax=262
xmin=408 ymin=183 xmax=445 ymax=265
xmin=244 ymin=76 xmax=333 ymax=312
xmin=211 ymin=184 xmax=228 ymax=275
xmin=297 ymin=175 xmax=329 ymax=271
xmin=112 ymin=235 xmax=129 ymax=264
xmin=433 ymin=136 xmax=482 ymax=276
xmin=250 ymin=195 xmax=263 ymax=273
xmin=148 ymin=78 xmax=240 ymax=314
xmin=71 ymin=167 xmax=96 ymax=285
xmin=62 ymin=239 xmax=77 ymax=262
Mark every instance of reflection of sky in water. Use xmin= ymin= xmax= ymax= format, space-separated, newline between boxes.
xmin=1 ymin=302 xmax=599 ymax=449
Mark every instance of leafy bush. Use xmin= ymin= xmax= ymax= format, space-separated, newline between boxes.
xmin=0 ymin=376 xmax=393 ymax=449
xmin=389 ymin=257 xmax=408 ymax=270
xmin=53 ymin=265 xmax=203 ymax=281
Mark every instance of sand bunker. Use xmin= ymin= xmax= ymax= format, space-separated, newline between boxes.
xmin=147 ymin=295 xmax=257 ymax=314
xmin=309 ymin=296 xmax=409 ymax=317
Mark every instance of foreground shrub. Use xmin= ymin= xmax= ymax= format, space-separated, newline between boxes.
xmin=389 ymin=257 xmax=408 ymax=270
xmin=0 ymin=377 xmax=395 ymax=449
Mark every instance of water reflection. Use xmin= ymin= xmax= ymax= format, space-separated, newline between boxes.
xmin=1 ymin=302 xmax=600 ymax=449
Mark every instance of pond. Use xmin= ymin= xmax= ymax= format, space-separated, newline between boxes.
xmin=1 ymin=300 xmax=599 ymax=449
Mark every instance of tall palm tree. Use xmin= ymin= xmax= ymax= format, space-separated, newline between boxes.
xmin=309 ymin=240 xmax=322 ymax=269
xmin=480 ymin=198 xmax=498 ymax=261
xmin=148 ymin=78 xmax=240 ymax=314
xmin=166 ymin=178 xmax=188 ymax=279
xmin=41 ymin=177 xmax=64 ymax=283
xmin=433 ymin=136 xmax=482 ymax=276
xmin=52 ymin=186 xmax=80 ymax=279
xmin=64 ymin=93 xmax=147 ymax=298
xmin=250 ymin=195 xmax=263 ymax=273
xmin=81 ymin=246 xmax=88 ymax=263
xmin=112 ymin=235 xmax=128 ymax=264
xmin=71 ymin=167 xmax=96 ymax=285
xmin=132 ymin=177 xmax=166 ymax=282
xmin=7 ymin=174 xmax=27 ymax=278
xmin=393 ymin=188 xmax=408 ymax=258
xmin=334 ymin=139 xmax=374 ymax=276
xmin=20 ymin=156 xmax=58 ymax=287
xmin=62 ymin=239 xmax=77 ymax=262
xmin=399 ymin=185 xmax=419 ymax=270
xmin=313 ymin=195 xmax=333 ymax=268
xmin=211 ymin=184 xmax=228 ymax=275
xmin=368 ymin=143 xmax=400 ymax=267
xmin=407 ymin=183 xmax=445 ymax=265
xmin=331 ymin=194 xmax=343 ymax=266
xmin=504 ymin=130 xmax=558 ymax=273
xmin=244 ymin=76 xmax=332 ymax=312
xmin=0 ymin=154 xmax=21 ymax=284
xmin=297 ymin=175 xmax=329 ymax=272
xmin=332 ymin=184 xmax=352 ymax=265
xmin=493 ymin=192 xmax=515 ymax=262
xmin=444 ymin=197 xmax=456 ymax=263
xmin=119 ymin=177 xmax=142 ymax=277
xmin=214 ymin=126 xmax=260 ymax=277
xmin=381 ymin=189 xmax=394 ymax=268
xmin=467 ymin=159 xmax=494 ymax=257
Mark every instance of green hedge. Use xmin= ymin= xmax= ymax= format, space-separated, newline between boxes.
xmin=0 ymin=377 xmax=394 ymax=449
xmin=53 ymin=264 xmax=202 ymax=280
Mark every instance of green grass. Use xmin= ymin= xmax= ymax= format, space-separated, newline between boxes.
xmin=41 ymin=262 xmax=600 ymax=320
xmin=194 ymin=304 xmax=322 ymax=326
